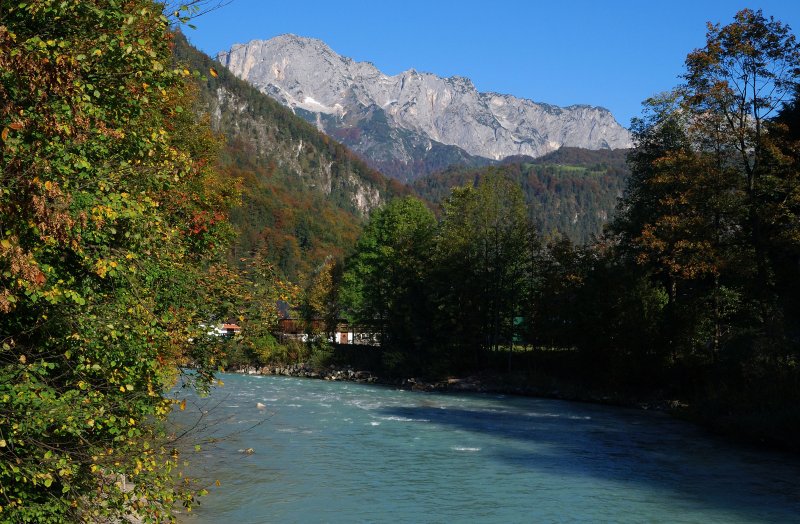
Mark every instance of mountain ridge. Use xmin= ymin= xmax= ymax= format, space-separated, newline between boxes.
xmin=217 ymin=34 xmax=632 ymax=180
xmin=219 ymin=34 xmax=622 ymax=114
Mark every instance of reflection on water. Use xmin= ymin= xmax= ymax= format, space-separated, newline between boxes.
xmin=172 ymin=374 xmax=800 ymax=524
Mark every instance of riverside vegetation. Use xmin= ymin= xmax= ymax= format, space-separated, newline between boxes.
xmin=0 ymin=1 xmax=292 ymax=521
xmin=1 ymin=4 xmax=799 ymax=523
xmin=275 ymin=9 xmax=800 ymax=452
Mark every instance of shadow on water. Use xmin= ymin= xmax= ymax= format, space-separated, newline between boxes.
xmin=380 ymin=397 xmax=800 ymax=522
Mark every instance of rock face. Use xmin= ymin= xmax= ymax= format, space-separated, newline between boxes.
xmin=217 ymin=35 xmax=632 ymax=180
xmin=209 ymin=85 xmax=383 ymax=215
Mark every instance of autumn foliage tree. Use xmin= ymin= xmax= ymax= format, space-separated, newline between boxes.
xmin=613 ymin=9 xmax=800 ymax=438
xmin=0 ymin=1 xmax=238 ymax=521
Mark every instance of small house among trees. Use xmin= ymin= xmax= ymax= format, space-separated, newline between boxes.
xmin=277 ymin=318 xmax=379 ymax=345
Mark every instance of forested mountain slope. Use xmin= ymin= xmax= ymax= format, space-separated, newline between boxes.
xmin=413 ymin=148 xmax=631 ymax=243
xmin=173 ymin=33 xmax=410 ymax=279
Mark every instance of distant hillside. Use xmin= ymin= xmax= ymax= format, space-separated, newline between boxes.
xmin=413 ymin=148 xmax=631 ymax=243
xmin=501 ymin=147 xmax=631 ymax=170
xmin=173 ymin=33 xmax=410 ymax=279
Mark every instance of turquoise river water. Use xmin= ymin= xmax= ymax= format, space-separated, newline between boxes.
xmin=172 ymin=373 xmax=800 ymax=523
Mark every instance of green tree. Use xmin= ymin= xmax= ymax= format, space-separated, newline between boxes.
xmin=0 ymin=1 xmax=237 ymax=521
xmin=301 ymin=257 xmax=342 ymax=340
xmin=340 ymin=197 xmax=436 ymax=367
xmin=433 ymin=173 xmax=533 ymax=368
xmin=526 ymin=236 xmax=584 ymax=350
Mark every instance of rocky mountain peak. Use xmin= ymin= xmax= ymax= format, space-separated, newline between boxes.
xmin=217 ymin=35 xmax=632 ymax=179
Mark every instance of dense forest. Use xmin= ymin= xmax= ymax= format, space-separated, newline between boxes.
xmin=413 ymin=148 xmax=630 ymax=243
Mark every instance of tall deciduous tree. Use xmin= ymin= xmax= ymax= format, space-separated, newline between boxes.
xmin=616 ymin=9 xmax=800 ymax=360
xmin=340 ymin=197 xmax=436 ymax=364
xmin=683 ymin=9 xmax=800 ymax=338
xmin=769 ymin=90 xmax=800 ymax=348
xmin=0 ymin=1 xmax=238 ymax=521
xmin=613 ymin=10 xmax=800 ymax=425
xmin=433 ymin=172 xmax=533 ymax=367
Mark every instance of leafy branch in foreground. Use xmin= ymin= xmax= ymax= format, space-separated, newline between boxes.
xmin=0 ymin=1 xmax=240 ymax=521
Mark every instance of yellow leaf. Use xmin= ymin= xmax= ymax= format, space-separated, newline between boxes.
xmin=179 ymin=399 xmax=186 ymax=411
xmin=215 ymin=479 xmax=221 ymax=486
xmin=1 ymin=128 xmax=8 ymax=142
xmin=209 ymin=67 xmax=218 ymax=78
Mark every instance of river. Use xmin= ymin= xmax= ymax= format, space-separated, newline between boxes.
xmin=172 ymin=373 xmax=800 ymax=523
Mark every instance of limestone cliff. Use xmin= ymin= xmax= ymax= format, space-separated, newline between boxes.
xmin=218 ymin=35 xmax=632 ymax=180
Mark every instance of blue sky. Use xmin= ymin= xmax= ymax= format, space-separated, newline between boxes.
xmin=184 ymin=0 xmax=800 ymax=128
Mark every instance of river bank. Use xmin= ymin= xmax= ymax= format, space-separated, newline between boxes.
xmin=230 ymin=362 xmax=684 ymax=412
xmin=227 ymin=362 xmax=800 ymax=453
